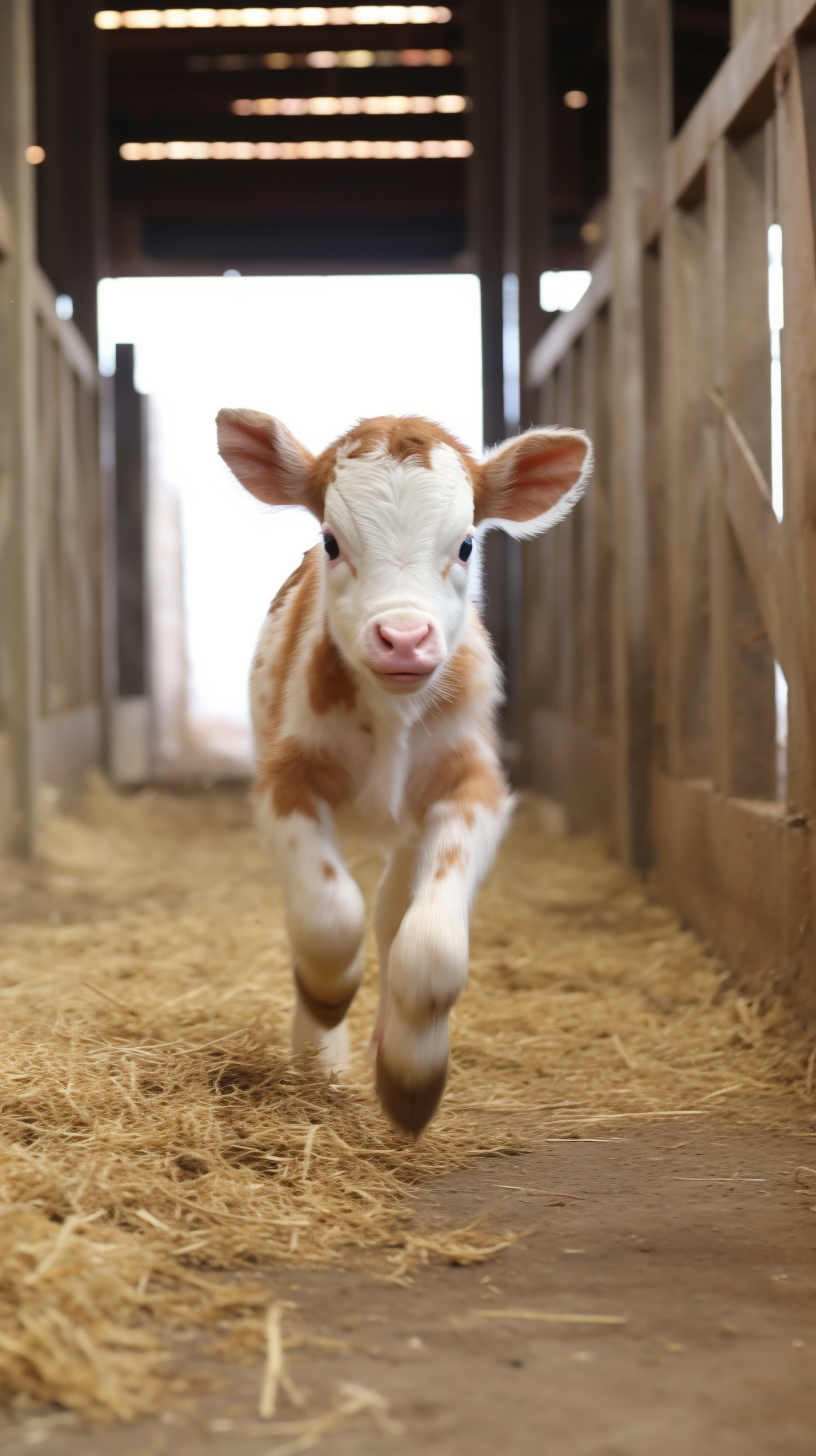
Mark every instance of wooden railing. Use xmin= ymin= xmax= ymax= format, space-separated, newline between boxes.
xmin=524 ymin=0 xmax=816 ymax=1019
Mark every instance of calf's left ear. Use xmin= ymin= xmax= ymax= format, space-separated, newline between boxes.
xmin=475 ymin=427 xmax=592 ymax=537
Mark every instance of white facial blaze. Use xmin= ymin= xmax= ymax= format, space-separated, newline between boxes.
xmin=322 ymin=442 xmax=475 ymax=679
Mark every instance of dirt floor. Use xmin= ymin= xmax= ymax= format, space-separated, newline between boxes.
xmin=1 ymin=782 xmax=815 ymax=1454
xmin=3 ymin=1122 xmax=816 ymax=1455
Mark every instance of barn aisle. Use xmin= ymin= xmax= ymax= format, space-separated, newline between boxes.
xmin=1 ymin=781 xmax=815 ymax=1453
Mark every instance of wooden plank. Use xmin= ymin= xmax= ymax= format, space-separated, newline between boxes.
xmin=0 ymin=0 xmax=41 ymax=856
xmin=526 ymin=249 xmax=611 ymax=387
xmin=661 ymin=199 xmax=711 ymax=780
xmin=609 ymin=0 xmax=672 ymax=868
xmin=651 ymin=768 xmax=816 ymax=1024
xmin=642 ymin=0 xmax=816 ymax=245
xmin=0 ymin=184 xmax=11 ymax=258
xmin=775 ymin=38 xmax=816 ymax=814
xmin=707 ymin=132 xmax=777 ymax=801
xmin=468 ymin=0 xmax=505 ymax=449
xmin=710 ymin=389 xmax=788 ymax=673
xmin=0 ymin=731 xmax=13 ymax=852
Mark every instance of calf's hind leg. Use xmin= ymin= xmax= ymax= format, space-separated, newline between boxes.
xmin=256 ymin=797 xmax=366 ymax=1072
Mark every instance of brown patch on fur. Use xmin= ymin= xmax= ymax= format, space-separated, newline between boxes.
xmin=266 ymin=548 xmax=320 ymax=739
xmin=441 ymin=561 xmax=453 ymax=580
xmin=321 ymin=861 xmax=337 ymax=880
xmin=430 ymin=642 xmax=479 ymax=719
xmin=409 ymin=740 xmax=506 ymax=823
xmin=308 ymin=630 xmax=358 ymax=716
xmin=257 ymin=736 xmax=353 ymax=821
xmin=294 ymin=966 xmax=357 ymax=1028
xmin=310 ymin=415 xmax=480 ymax=503
xmin=434 ymin=844 xmax=462 ymax=880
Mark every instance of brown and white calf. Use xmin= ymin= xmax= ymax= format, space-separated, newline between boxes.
xmin=217 ymin=411 xmax=591 ymax=1134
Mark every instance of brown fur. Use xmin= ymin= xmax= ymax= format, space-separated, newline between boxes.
xmin=434 ymin=844 xmax=463 ymax=879
xmin=268 ymin=553 xmax=311 ymax=616
xmin=265 ymin=548 xmax=320 ymax=739
xmin=408 ymin=740 xmax=505 ymax=824
xmin=308 ymin=629 xmax=358 ymax=716
xmin=258 ymin=736 xmax=354 ymax=821
xmin=310 ymin=415 xmax=480 ymax=509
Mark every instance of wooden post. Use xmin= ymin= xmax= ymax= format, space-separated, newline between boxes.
xmin=775 ymin=40 xmax=816 ymax=818
xmin=731 ymin=0 xmax=763 ymax=44
xmin=467 ymin=0 xmax=509 ymax=724
xmin=609 ymin=0 xmax=672 ymax=868
xmin=502 ymin=0 xmax=549 ymax=770
xmin=33 ymin=0 xmax=107 ymax=353
xmin=0 ymin=0 xmax=40 ymax=855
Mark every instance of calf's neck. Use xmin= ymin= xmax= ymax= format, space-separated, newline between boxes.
xmin=217 ymin=412 xmax=592 ymax=1133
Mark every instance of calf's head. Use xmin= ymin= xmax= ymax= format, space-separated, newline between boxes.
xmin=217 ymin=412 xmax=591 ymax=695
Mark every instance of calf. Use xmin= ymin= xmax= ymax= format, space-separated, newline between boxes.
xmin=217 ymin=411 xmax=591 ymax=1133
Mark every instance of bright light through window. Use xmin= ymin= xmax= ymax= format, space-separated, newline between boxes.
xmin=539 ymin=270 xmax=591 ymax=313
xmin=230 ymin=92 xmax=467 ymax=114
xmin=95 ymin=7 xmax=452 ymax=28
xmin=97 ymin=274 xmax=482 ymax=769
xmin=119 ymin=137 xmax=472 ymax=159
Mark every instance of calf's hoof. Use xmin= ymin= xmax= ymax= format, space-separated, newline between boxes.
xmin=294 ymin=964 xmax=358 ymax=1029
xmin=375 ymin=1048 xmax=447 ymax=1135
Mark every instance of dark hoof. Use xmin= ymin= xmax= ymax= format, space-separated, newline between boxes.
xmin=294 ymin=966 xmax=358 ymax=1029
xmin=376 ymin=1049 xmax=447 ymax=1135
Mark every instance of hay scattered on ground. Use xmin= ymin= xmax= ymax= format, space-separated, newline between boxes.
xmin=0 ymin=776 xmax=812 ymax=1419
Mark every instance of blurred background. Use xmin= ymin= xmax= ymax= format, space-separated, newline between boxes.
xmin=0 ymin=0 xmax=731 ymax=797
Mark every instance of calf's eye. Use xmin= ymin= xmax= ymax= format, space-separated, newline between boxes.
xmin=458 ymin=536 xmax=473 ymax=562
xmin=323 ymin=533 xmax=340 ymax=561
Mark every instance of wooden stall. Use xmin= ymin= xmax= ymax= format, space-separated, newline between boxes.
xmin=524 ymin=0 xmax=816 ymax=1020
xmin=0 ymin=0 xmax=109 ymax=854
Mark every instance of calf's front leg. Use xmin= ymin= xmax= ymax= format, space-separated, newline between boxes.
xmin=376 ymin=765 xmax=511 ymax=1133
xmin=256 ymin=795 xmax=366 ymax=1071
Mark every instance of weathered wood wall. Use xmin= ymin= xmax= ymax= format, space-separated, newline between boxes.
xmin=0 ymin=0 xmax=107 ymax=854
xmin=525 ymin=0 xmax=816 ymax=1021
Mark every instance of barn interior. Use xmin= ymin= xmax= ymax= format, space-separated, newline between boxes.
xmin=1 ymin=2 xmax=816 ymax=1452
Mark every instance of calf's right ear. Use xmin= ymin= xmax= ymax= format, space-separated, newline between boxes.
xmin=217 ymin=408 xmax=322 ymax=518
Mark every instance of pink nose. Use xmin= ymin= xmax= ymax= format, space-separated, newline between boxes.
xmin=368 ymin=618 xmax=437 ymax=676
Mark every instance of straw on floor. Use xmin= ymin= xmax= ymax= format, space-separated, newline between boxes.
xmin=0 ymin=776 xmax=811 ymax=1419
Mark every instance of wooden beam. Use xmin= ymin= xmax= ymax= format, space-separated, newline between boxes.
xmin=710 ymin=389 xmax=788 ymax=675
xmin=775 ymin=38 xmax=816 ymax=814
xmin=0 ymin=183 xmax=11 ymax=257
xmin=0 ymin=0 xmax=41 ymax=855
xmin=609 ymin=0 xmax=672 ymax=869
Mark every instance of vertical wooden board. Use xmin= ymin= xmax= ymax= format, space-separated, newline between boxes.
xmin=0 ymin=0 xmax=41 ymax=853
xmin=555 ymin=354 xmax=575 ymax=720
xmin=661 ymin=200 xmax=712 ymax=780
xmin=609 ymin=0 xmax=672 ymax=868
xmin=642 ymin=242 xmax=669 ymax=773
xmin=708 ymin=133 xmax=777 ymax=802
xmin=707 ymin=139 xmax=732 ymax=796
xmin=578 ymin=322 xmax=597 ymax=731
xmin=725 ymin=125 xmax=776 ymax=799
xmin=775 ymin=40 xmax=816 ymax=815
xmin=592 ymin=306 xmax=614 ymax=737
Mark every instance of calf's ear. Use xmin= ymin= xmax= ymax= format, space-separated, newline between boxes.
xmin=475 ymin=427 xmax=592 ymax=537
xmin=217 ymin=408 xmax=323 ymax=518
